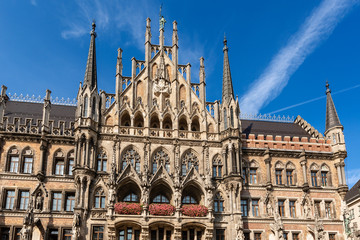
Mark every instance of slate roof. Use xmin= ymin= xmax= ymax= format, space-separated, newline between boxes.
xmin=4 ymin=101 xmax=76 ymax=127
xmin=241 ymin=120 xmax=312 ymax=138
xmin=345 ymin=179 xmax=360 ymax=204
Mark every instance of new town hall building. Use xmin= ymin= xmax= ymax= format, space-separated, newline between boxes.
xmin=0 ymin=17 xmax=349 ymax=240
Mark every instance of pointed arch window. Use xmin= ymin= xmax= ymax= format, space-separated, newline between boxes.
xmin=54 ymin=150 xmax=65 ymax=176
xmin=223 ymin=109 xmax=227 ymax=129
xmin=214 ymin=193 xmax=224 ymax=213
xmin=97 ymin=150 xmax=107 ymax=172
xmin=152 ymin=150 xmax=170 ymax=174
xmin=83 ymin=95 xmax=88 ymax=118
xmin=7 ymin=147 xmax=19 ymax=173
xmin=285 ymin=162 xmax=296 ymax=186
xmin=230 ymin=107 xmax=234 ymax=127
xmin=182 ymin=195 xmax=197 ymax=204
xmin=121 ymin=148 xmax=141 ymax=173
xmin=181 ymin=151 xmax=199 ymax=176
xmin=212 ymin=156 xmax=223 ymax=177
xmin=94 ymin=189 xmax=106 ymax=209
xmin=320 ymin=164 xmax=331 ymax=187
xmin=91 ymin=97 xmax=96 ymax=117
xmin=22 ymin=148 xmax=33 ymax=174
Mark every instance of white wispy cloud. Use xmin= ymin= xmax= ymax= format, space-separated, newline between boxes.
xmin=346 ymin=168 xmax=360 ymax=188
xmin=30 ymin=0 xmax=37 ymax=6
xmin=240 ymin=0 xmax=359 ymax=114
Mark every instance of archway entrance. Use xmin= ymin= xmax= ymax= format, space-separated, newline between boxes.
xmin=149 ymin=222 xmax=174 ymax=240
xmin=116 ymin=222 xmax=141 ymax=240
xmin=181 ymin=224 xmax=205 ymax=240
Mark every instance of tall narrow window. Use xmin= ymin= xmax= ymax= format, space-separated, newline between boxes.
xmin=49 ymin=229 xmax=59 ymax=240
xmin=252 ymin=199 xmax=259 ymax=217
xmin=216 ymin=229 xmax=225 ymax=240
xmin=55 ymin=159 xmax=65 ymax=176
xmin=278 ymin=200 xmax=285 ymax=217
xmin=242 ymin=168 xmax=247 ymax=184
xmin=230 ymin=107 xmax=234 ymax=127
xmin=293 ymin=233 xmax=300 ymax=240
xmin=9 ymin=156 xmax=19 ymax=173
xmin=19 ymin=191 xmax=30 ymax=210
xmin=213 ymin=156 xmax=223 ymax=178
xmin=321 ymin=171 xmax=328 ymax=186
xmin=254 ymin=233 xmax=261 ymax=240
xmin=66 ymin=193 xmax=75 ymax=211
xmin=241 ymin=200 xmax=248 ymax=217
xmin=275 ymin=170 xmax=283 ymax=185
xmin=23 ymin=156 xmax=33 ymax=174
xmin=315 ymin=201 xmax=321 ymax=217
xmin=214 ymin=194 xmax=224 ymax=213
xmin=97 ymin=150 xmax=107 ymax=172
xmin=63 ymin=229 xmax=72 ymax=240
xmin=249 ymin=169 xmax=257 ymax=184
xmin=289 ymin=200 xmax=296 ymax=217
xmin=68 ymin=158 xmax=74 ymax=176
xmin=5 ymin=190 xmax=15 ymax=209
xmin=52 ymin=192 xmax=62 ymax=211
xmin=325 ymin=202 xmax=332 ymax=218
xmin=93 ymin=226 xmax=104 ymax=240
xmin=94 ymin=189 xmax=106 ymax=209
xmin=311 ymin=171 xmax=318 ymax=187
xmin=83 ymin=96 xmax=88 ymax=117
xmin=286 ymin=170 xmax=293 ymax=185
xmin=223 ymin=109 xmax=227 ymax=129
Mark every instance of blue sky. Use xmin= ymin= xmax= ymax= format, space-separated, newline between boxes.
xmin=0 ymin=0 xmax=359 ymax=187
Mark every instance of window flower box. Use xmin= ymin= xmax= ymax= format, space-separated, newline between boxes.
xmin=181 ymin=205 xmax=208 ymax=217
xmin=149 ymin=203 xmax=175 ymax=216
xmin=114 ymin=202 xmax=142 ymax=215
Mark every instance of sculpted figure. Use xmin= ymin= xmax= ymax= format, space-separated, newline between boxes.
xmin=35 ymin=193 xmax=43 ymax=210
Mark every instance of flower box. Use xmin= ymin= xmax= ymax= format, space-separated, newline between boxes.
xmin=181 ymin=205 xmax=208 ymax=217
xmin=114 ymin=202 xmax=142 ymax=215
xmin=149 ymin=203 xmax=175 ymax=216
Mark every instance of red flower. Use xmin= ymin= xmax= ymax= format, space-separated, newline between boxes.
xmin=114 ymin=202 xmax=142 ymax=215
xmin=149 ymin=203 xmax=176 ymax=216
xmin=181 ymin=205 xmax=208 ymax=217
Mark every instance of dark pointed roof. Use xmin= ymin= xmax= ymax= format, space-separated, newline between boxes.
xmin=83 ymin=21 xmax=97 ymax=90
xmin=222 ymin=36 xmax=234 ymax=104
xmin=325 ymin=82 xmax=342 ymax=132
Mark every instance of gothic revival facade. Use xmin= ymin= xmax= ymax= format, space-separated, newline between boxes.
xmin=0 ymin=18 xmax=349 ymax=240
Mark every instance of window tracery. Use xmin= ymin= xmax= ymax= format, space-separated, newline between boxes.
xmin=212 ymin=155 xmax=223 ymax=177
xmin=181 ymin=151 xmax=199 ymax=176
xmin=152 ymin=149 xmax=170 ymax=173
xmin=121 ymin=148 xmax=141 ymax=173
xmin=97 ymin=149 xmax=107 ymax=172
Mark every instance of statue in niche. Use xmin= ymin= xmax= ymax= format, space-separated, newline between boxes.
xmin=35 ymin=192 xmax=43 ymax=211
xmin=141 ymin=187 xmax=149 ymax=206
xmin=72 ymin=213 xmax=81 ymax=240
xmin=174 ymin=188 xmax=181 ymax=209
xmin=235 ymin=221 xmax=245 ymax=240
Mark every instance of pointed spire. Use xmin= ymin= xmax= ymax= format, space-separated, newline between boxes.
xmin=325 ymin=81 xmax=342 ymax=132
xmin=222 ymin=34 xmax=234 ymax=104
xmin=83 ymin=21 xmax=97 ymax=90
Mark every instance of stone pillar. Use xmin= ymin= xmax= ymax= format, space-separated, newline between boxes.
xmin=84 ymin=178 xmax=90 ymax=210
xmin=264 ymin=149 xmax=271 ymax=185
xmin=222 ymin=149 xmax=227 ymax=176
xmin=85 ymin=139 xmax=90 ymax=167
xmin=336 ymin=163 xmax=343 ymax=185
xmin=39 ymin=142 xmax=47 ymax=175
xmin=300 ymin=150 xmax=308 ymax=185
xmin=228 ymin=143 xmax=233 ymax=174
xmin=341 ymin=162 xmax=346 ymax=185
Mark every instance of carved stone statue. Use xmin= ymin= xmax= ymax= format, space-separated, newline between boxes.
xmin=21 ymin=209 xmax=33 ymax=240
xmin=266 ymin=201 xmax=273 ymax=217
xmin=235 ymin=222 xmax=245 ymax=240
xmin=206 ymin=189 xmax=213 ymax=208
xmin=72 ymin=213 xmax=81 ymax=240
xmin=35 ymin=192 xmax=43 ymax=210
xmin=174 ymin=189 xmax=181 ymax=209
xmin=141 ymin=187 xmax=149 ymax=206
xmin=108 ymin=188 xmax=116 ymax=206
xmin=270 ymin=212 xmax=284 ymax=239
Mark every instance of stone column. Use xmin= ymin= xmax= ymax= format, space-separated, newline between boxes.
xmin=84 ymin=178 xmax=91 ymax=210
xmin=228 ymin=144 xmax=233 ymax=174
xmin=264 ymin=149 xmax=271 ymax=185
xmin=85 ymin=139 xmax=90 ymax=167
xmin=222 ymin=149 xmax=227 ymax=176
xmin=39 ymin=143 xmax=47 ymax=174
xmin=341 ymin=162 xmax=346 ymax=185
xmin=335 ymin=163 xmax=343 ymax=185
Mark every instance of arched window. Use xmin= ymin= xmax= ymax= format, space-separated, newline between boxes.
xmin=179 ymin=116 xmax=188 ymax=131
xmin=22 ymin=148 xmax=33 ymax=174
xmin=152 ymin=194 xmax=169 ymax=203
xmin=249 ymin=160 xmax=259 ymax=185
xmin=134 ymin=112 xmax=144 ymax=128
xmin=163 ymin=115 xmax=172 ymax=129
xmin=152 ymin=150 xmax=170 ymax=173
xmin=121 ymin=148 xmax=141 ymax=173
xmin=212 ymin=155 xmax=223 ymax=177
xmin=320 ymin=164 xmax=331 ymax=187
xmin=120 ymin=111 xmax=131 ymax=126
xmin=83 ymin=95 xmax=88 ymax=118
xmin=7 ymin=147 xmax=19 ymax=173
xmin=274 ymin=161 xmax=284 ymax=185
xmin=310 ymin=163 xmax=320 ymax=187
xmin=214 ymin=193 xmax=224 ymax=213
xmin=97 ymin=149 xmax=107 ymax=172
xmin=150 ymin=114 xmax=160 ymax=129
xmin=54 ymin=150 xmax=65 ymax=176
xmin=285 ymin=162 xmax=296 ymax=186
xmin=91 ymin=97 xmax=96 ymax=117
xmin=181 ymin=151 xmax=199 ymax=176
xmin=223 ymin=108 xmax=227 ymax=129
xmin=94 ymin=189 xmax=106 ymax=209
xmin=182 ymin=195 xmax=197 ymax=204
xmin=67 ymin=150 xmax=75 ymax=176
xmin=123 ymin=193 xmax=139 ymax=202
xmin=191 ymin=116 xmax=200 ymax=131
xmin=230 ymin=107 xmax=234 ymax=127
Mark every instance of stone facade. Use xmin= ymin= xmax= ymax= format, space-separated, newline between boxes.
xmin=344 ymin=180 xmax=360 ymax=239
xmin=0 ymin=18 xmax=349 ymax=240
